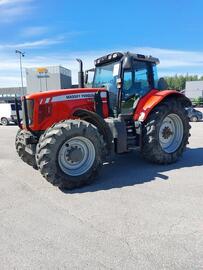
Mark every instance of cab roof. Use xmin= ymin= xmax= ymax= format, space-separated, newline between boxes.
xmin=94 ymin=51 xmax=160 ymax=66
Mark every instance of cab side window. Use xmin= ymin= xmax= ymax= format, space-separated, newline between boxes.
xmin=123 ymin=71 xmax=132 ymax=91
xmin=121 ymin=62 xmax=151 ymax=114
xmin=122 ymin=70 xmax=136 ymax=114
xmin=122 ymin=62 xmax=150 ymax=99
xmin=134 ymin=62 xmax=150 ymax=97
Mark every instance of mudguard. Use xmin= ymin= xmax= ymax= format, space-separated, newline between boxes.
xmin=133 ymin=89 xmax=191 ymax=122
xmin=73 ymin=109 xmax=114 ymax=157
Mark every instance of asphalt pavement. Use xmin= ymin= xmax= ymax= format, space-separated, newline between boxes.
xmin=0 ymin=123 xmax=202 ymax=270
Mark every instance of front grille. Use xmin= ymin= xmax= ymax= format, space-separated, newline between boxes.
xmin=22 ymin=99 xmax=34 ymax=126
xmin=22 ymin=100 xmax=26 ymax=127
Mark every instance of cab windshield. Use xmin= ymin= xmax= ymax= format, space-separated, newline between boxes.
xmin=92 ymin=62 xmax=120 ymax=93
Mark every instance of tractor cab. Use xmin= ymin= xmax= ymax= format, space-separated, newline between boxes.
xmin=90 ymin=52 xmax=160 ymax=115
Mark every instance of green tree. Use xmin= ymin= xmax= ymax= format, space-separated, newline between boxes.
xmin=164 ymin=74 xmax=203 ymax=91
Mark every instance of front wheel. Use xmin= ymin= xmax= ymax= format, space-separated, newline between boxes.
xmin=141 ymin=99 xmax=191 ymax=164
xmin=36 ymin=120 xmax=104 ymax=189
xmin=15 ymin=129 xmax=37 ymax=169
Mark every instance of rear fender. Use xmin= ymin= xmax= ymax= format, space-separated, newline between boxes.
xmin=133 ymin=90 xmax=192 ymax=122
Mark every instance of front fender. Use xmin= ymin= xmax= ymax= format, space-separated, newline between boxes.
xmin=133 ymin=90 xmax=191 ymax=121
xmin=73 ymin=109 xmax=113 ymax=157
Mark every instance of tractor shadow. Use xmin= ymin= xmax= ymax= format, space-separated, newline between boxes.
xmin=61 ymin=147 xmax=203 ymax=194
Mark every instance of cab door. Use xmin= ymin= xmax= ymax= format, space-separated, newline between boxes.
xmin=121 ymin=61 xmax=151 ymax=114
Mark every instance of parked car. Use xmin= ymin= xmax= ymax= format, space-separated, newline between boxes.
xmin=0 ymin=103 xmax=22 ymax=126
xmin=186 ymin=107 xmax=203 ymax=122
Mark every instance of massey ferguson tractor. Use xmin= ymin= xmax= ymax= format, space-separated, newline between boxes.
xmin=15 ymin=52 xmax=191 ymax=189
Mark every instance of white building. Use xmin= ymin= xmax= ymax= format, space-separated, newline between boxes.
xmin=185 ymin=81 xmax=203 ymax=100
xmin=26 ymin=66 xmax=72 ymax=94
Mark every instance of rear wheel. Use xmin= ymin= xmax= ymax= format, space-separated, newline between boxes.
xmin=1 ymin=117 xmax=9 ymax=126
xmin=141 ymin=99 xmax=190 ymax=164
xmin=36 ymin=120 xmax=104 ymax=189
xmin=15 ymin=129 xmax=37 ymax=169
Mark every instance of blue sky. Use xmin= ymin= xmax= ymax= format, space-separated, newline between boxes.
xmin=0 ymin=0 xmax=203 ymax=87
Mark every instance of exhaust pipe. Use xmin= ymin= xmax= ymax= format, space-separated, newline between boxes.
xmin=76 ymin=58 xmax=84 ymax=88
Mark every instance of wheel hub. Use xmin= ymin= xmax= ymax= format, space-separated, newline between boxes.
xmin=162 ymin=126 xmax=173 ymax=139
xmin=66 ymin=146 xmax=84 ymax=163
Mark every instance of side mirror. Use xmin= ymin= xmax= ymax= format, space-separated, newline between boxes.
xmin=157 ymin=77 xmax=168 ymax=90
xmin=116 ymin=78 xmax=122 ymax=89
xmin=84 ymin=68 xmax=95 ymax=85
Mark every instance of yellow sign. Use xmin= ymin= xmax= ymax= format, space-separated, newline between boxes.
xmin=37 ymin=67 xmax=48 ymax=73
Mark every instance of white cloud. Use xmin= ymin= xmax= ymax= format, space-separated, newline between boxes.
xmin=0 ymin=47 xmax=203 ymax=87
xmin=0 ymin=0 xmax=33 ymax=22
xmin=21 ymin=26 xmax=48 ymax=37
xmin=0 ymin=76 xmax=21 ymax=87
xmin=0 ymin=0 xmax=31 ymax=5
xmin=0 ymin=0 xmax=27 ymax=5
xmin=131 ymin=47 xmax=203 ymax=69
xmin=0 ymin=38 xmax=64 ymax=50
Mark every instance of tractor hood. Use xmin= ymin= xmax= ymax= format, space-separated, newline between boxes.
xmin=24 ymin=88 xmax=109 ymax=131
xmin=26 ymin=88 xmax=106 ymax=101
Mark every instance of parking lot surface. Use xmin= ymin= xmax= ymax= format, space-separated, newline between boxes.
xmin=0 ymin=124 xmax=203 ymax=270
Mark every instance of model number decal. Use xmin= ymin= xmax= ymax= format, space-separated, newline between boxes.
xmin=51 ymin=92 xmax=106 ymax=102
xmin=66 ymin=93 xmax=95 ymax=99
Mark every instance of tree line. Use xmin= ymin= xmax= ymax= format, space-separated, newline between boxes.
xmin=163 ymin=74 xmax=203 ymax=91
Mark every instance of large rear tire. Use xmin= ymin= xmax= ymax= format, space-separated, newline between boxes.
xmin=141 ymin=99 xmax=191 ymax=164
xmin=36 ymin=120 xmax=104 ymax=189
xmin=15 ymin=129 xmax=37 ymax=169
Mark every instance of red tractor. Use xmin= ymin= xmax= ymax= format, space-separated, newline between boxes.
xmin=15 ymin=52 xmax=191 ymax=189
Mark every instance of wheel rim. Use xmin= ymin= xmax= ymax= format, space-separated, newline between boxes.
xmin=159 ymin=113 xmax=184 ymax=153
xmin=192 ymin=116 xmax=197 ymax=122
xmin=1 ymin=118 xmax=8 ymax=125
xmin=58 ymin=136 xmax=96 ymax=176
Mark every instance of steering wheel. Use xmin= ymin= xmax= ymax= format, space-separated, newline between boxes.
xmin=124 ymin=93 xmax=136 ymax=101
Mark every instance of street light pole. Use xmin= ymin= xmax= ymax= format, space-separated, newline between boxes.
xmin=15 ymin=50 xmax=25 ymax=96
